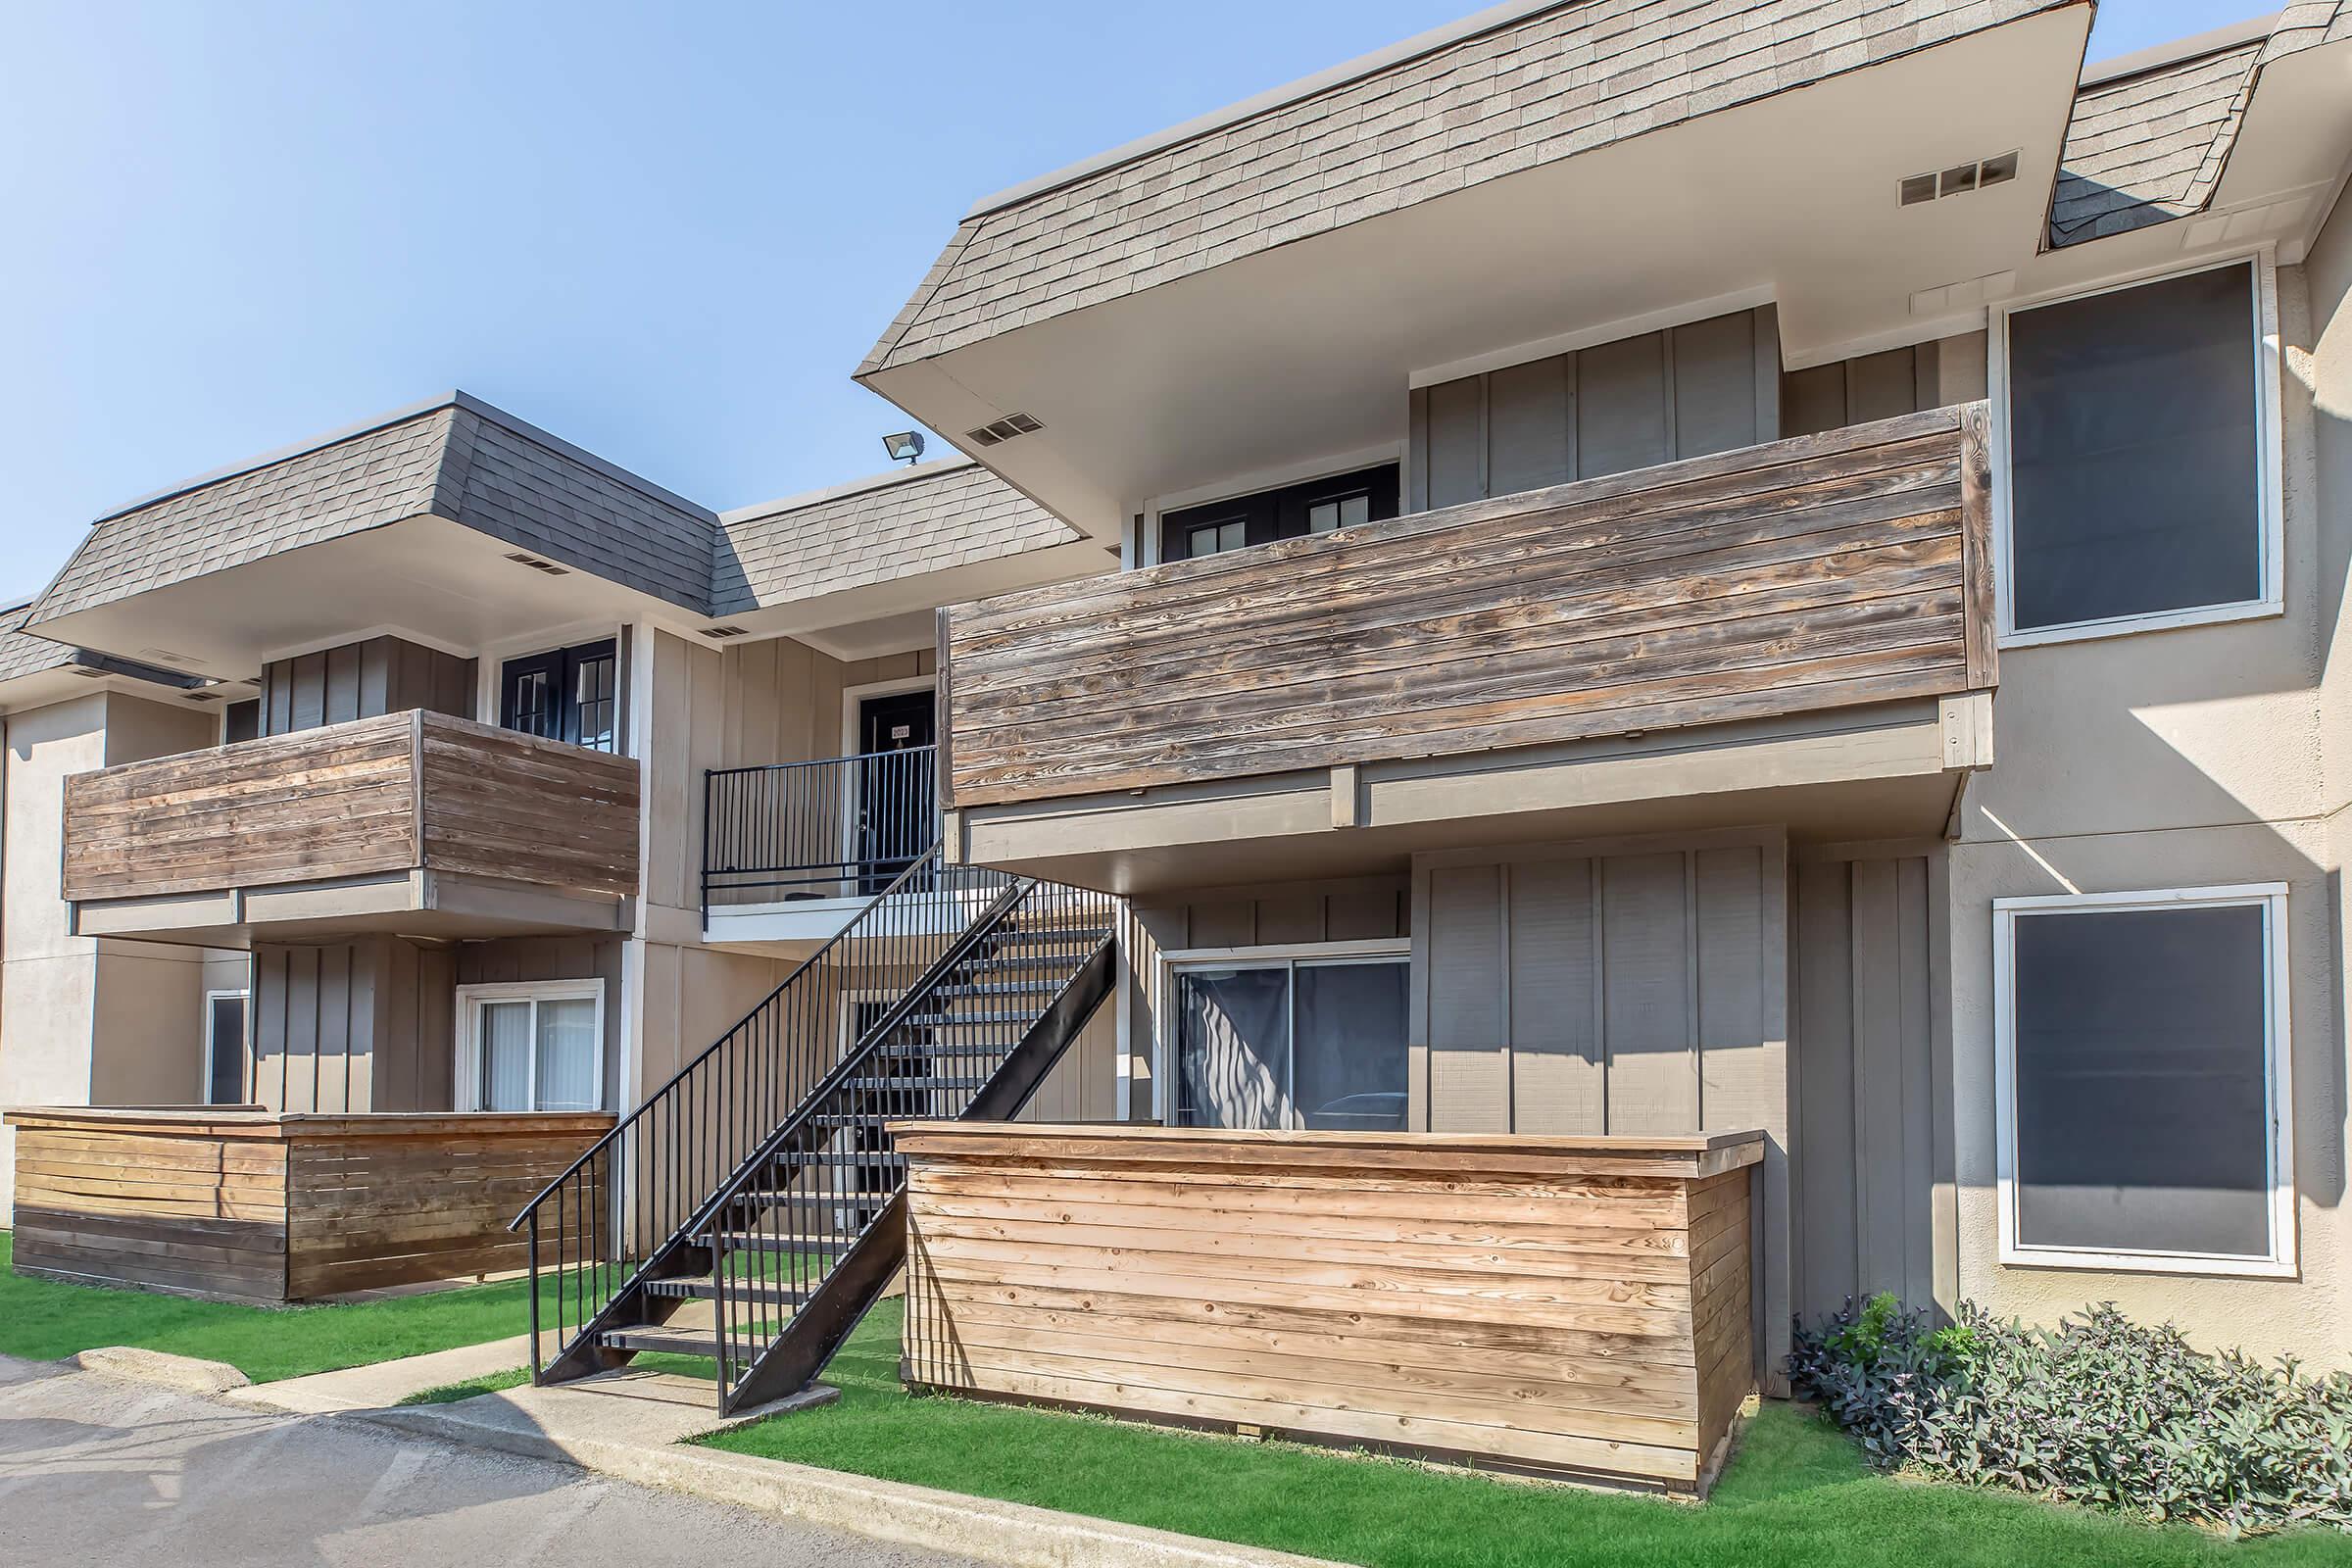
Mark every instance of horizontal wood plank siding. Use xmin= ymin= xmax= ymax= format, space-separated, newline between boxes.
xmin=943 ymin=406 xmax=1995 ymax=808
xmin=3 ymin=1108 xmax=610 ymax=1301
xmin=6 ymin=1114 xmax=290 ymax=1299
xmin=898 ymin=1124 xmax=1761 ymax=1494
xmin=62 ymin=710 xmax=639 ymax=902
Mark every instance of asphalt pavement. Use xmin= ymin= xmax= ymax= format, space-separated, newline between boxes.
xmin=0 ymin=1354 xmax=987 ymax=1568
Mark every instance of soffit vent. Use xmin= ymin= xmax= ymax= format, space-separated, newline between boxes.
xmin=1900 ymin=150 xmax=2020 ymax=207
xmin=72 ymin=666 xmax=108 ymax=679
xmin=964 ymin=412 xmax=1045 ymax=448
xmin=180 ymin=691 xmax=220 ymax=703
xmin=700 ymin=624 xmax=752 ymax=641
xmin=505 ymin=552 xmax=571 ymax=576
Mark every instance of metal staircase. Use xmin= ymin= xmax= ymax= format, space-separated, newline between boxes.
xmin=510 ymin=847 xmax=1117 ymax=1412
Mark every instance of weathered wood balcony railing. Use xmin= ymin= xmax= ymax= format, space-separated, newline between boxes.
xmin=62 ymin=709 xmax=641 ymax=905
xmin=940 ymin=405 xmax=1994 ymax=808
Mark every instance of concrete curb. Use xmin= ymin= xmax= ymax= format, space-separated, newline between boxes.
xmin=355 ymin=1402 xmax=1347 ymax=1568
xmin=71 ymin=1347 xmax=250 ymax=1396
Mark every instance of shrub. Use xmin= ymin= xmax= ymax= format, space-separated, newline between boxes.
xmin=1789 ymin=1294 xmax=2352 ymax=1538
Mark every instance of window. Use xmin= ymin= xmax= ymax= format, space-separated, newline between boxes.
xmin=1993 ymin=885 xmax=2293 ymax=1276
xmin=1996 ymin=260 xmax=2278 ymax=643
xmin=1159 ymin=464 xmax=1400 ymax=563
xmin=458 ymin=981 xmax=604 ymax=1112
xmin=500 ymin=638 xmax=619 ymax=751
xmin=203 ymin=990 xmax=249 ymax=1106
xmin=1170 ymin=953 xmax=1407 ymax=1131
xmin=1306 ymin=492 xmax=1370 ymax=534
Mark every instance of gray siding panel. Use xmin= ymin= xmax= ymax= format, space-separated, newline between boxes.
xmin=1425 ymin=863 xmax=1506 ymax=1133
xmin=1415 ymin=832 xmax=1791 ymax=1386
xmin=260 ymin=634 xmax=475 ymax=737
xmin=1412 ymin=310 xmax=1772 ymax=509
xmin=1791 ymin=853 xmax=1944 ymax=1324
xmin=1669 ymin=312 xmax=1759 ymax=462
xmin=1506 ymin=858 xmax=1599 ymax=1135
xmin=1486 ymin=356 xmax=1572 ymax=498
xmin=1423 ymin=376 xmax=1486 ymax=512
xmin=1599 ymin=851 xmax=1691 ymax=1136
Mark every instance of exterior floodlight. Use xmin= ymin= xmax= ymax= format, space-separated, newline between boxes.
xmin=883 ymin=431 xmax=925 ymax=466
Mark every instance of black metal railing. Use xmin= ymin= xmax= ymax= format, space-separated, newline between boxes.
xmin=510 ymin=843 xmax=1017 ymax=1383
xmin=703 ymin=746 xmax=938 ymax=914
xmin=705 ymin=872 xmax=1119 ymax=1410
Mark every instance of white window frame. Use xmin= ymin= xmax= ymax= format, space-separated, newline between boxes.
xmin=455 ymin=978 xmax=607 ymax=1113
xmin=1157 ymin=940 xmax=1410 ymax=1131
xmin=1988 ymin=251 xmax=2284 ymax=649
xmin=1991 ymin=883 xmax=2295 ymax=1278
xmin=202 ymin=988 xmax=250 ymax=1106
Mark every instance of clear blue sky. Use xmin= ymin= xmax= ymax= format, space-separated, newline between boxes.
xmin=0 ymin=0 xmax=2268 ymax=603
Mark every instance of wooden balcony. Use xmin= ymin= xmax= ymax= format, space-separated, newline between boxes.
xmin=65 ymin=709 xmax=639 ymax=944
xmin=939 ymin=407 xmax=1997 ymax=888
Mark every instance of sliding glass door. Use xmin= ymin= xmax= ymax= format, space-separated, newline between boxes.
xmin=1173 ymin=956 xmax=1406 ymax=1131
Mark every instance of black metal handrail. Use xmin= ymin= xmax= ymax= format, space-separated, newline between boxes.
xmin=703 ymin=746 xmax=938 ymax=915
xmin=509 ymin=843 xmax=1017 ymax=1381
xmin=707 ymin=872 xmax=1119 ymax=1410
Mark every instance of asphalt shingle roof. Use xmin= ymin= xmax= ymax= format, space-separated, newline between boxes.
xmin=711 ymin=461 xmax=1080 ymax=616
xmin=32 ymin=395 xmax=716 ymax=622
xmin=2050 ymin=2 xmax=2352 ymax=248
xmin=0 ymin=606 xmax=75 ymax=686
xmin=859 ymin=0 xmax=2082 ymax=377
xmin=27 ymin=395 xmax=1082 ymax=632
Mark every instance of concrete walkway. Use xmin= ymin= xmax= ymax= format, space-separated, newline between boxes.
xmin=48 ymin=1338 xmax=1343 ymax=1568
xmin=223 ymin=1332 xmax=534 ymax=1414
xmin=0 ymin=1354 xmax=977 ymax=1568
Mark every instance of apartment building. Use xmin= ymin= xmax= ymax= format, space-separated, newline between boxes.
xmin=7 ymin=0 xmax=2351 ymax=1499
xmin=1 ymin=392 xmax=1117 ymax=1299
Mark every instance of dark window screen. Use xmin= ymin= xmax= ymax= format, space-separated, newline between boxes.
xmin=2007 ymin=264 xmax=2261 ymax=630
xmin=2012 ymin=903 xmax=2273 ymax=1258
xmin=206 ymin=994 xmax=248 ymax=1105
xmin=1295 ymin=962 xmax=1407 ymax=1131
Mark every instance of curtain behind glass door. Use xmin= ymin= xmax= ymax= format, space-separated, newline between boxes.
xmin=479 ymin=1000 xmax=533 ymax=1110
xmin=1176 ymin=968 xmax=1290 ymax=1128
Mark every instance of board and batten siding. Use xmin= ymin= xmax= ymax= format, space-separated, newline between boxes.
xmin=1409 ymin=308 xmax=1780 ymax=512
xmin=252 ymin=937 xmax=458 ymax=1114
xmin=252 ymin=933 xmax=622 ymax=1115
xmin=260 ymin=633 xmax=475 ymax=736
xmin=1790 ymin=850 xmax=1953 ymax=1323
xmin=1780 ymin=331 xmax=1989 ymax=440
xmin=1412 ymin=829 xmax=1789 ymax=1389
xmin=642 ymin=628 xmax=935 ymax=917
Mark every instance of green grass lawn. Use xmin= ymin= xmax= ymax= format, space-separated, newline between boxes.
xmin=0 ymin=1230 xmax=536 ymax=1383
xmin=704 ymin=1298 xmax=2352 ymax=1568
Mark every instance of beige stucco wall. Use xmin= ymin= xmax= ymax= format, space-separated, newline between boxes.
xmin=1942 ymin=215 xmax=2352 ymax=1368
xmin=1 ymin=692 xmax=226 ymax=1220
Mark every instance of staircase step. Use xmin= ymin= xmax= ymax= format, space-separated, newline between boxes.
xmin=644 ymin=1276 xmax=813 ymax=1305
xmin=844 ymin=1076 xmax=987 ymax=1092
xmin=933 ymin=980 xmax=1064 ymax=999
xmin=598 ymin=1324 xmax=728 ymax=1356
xmin=734 ymin=1189 xmax=898 ymax=1206
xmin=773 ymin=1151 xmax=906 ymax=1168
xmin=702 ymin=1231 xmax=859 ymax=1255
xmin=900 ymin=1010 xmax=1042 ymax=1027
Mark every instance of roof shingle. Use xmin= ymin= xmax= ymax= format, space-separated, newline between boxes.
xmin=859 ymin=0 xmax=2082 ymax=377
xmin=711 ymin=461 xmax=1079 ymax=616
xmin=2049 ymin=3 xmax=2352 ymax=248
